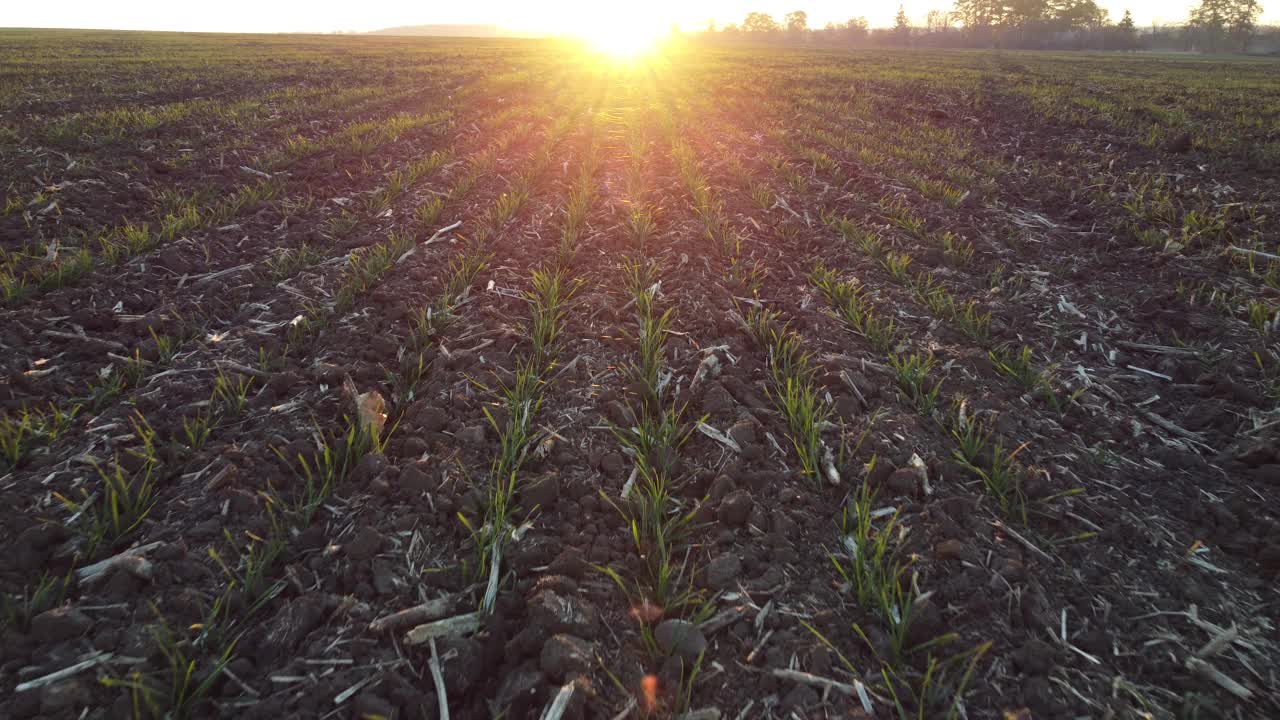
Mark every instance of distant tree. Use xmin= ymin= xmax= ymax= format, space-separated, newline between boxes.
xmin=743 ymin=12 xmax=781 ymax=33
xmin=723 ymin=22 xmax=741 ymax=34
xmin=786 ymin=10 xmax=809 ymax=34
xmin=927 ymin=9 xmax=955 ymax=32
xmin=1226 ymin=0 xmax=1263 ymax=50
xmin=831 ymin=16 xmax=870 ymax=41
xmin=706 ymin=18 xmax=717 ymax=33
xmin=1188 ymin=0 xmax=1259 ymax=51
xmin=1004 ymin=0 xmax=1048 ymax=28
xmin=894 ymin=5 xmax=913 ymax=41
xmin=952 ymin=0 xmax=1004 ymax=29
xmin=1114 ymin=9 xmax=1138 ymax=48
xmin=1189 ymin=0 xmax=1230 ymax=50
xmin=1053 ymin=0 xmax=1109 ymax=30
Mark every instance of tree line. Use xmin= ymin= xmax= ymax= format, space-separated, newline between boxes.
xmin=702 ymin=0 xmax=1271 ymax=53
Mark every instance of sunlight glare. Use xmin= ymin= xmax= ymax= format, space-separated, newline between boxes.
xmin=571 ymin=7 xmax=669 ymax=60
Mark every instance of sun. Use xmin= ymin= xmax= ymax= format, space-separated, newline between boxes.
xmin=571 ymin=9 xmax=670 ymax=60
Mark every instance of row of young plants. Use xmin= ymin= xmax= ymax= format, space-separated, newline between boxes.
xmin=709 ymin=106 xmax=1002 ymax=712
xmin=753 ymin=111 xmax=1090 ymax=519
xmin=689 ymin=93 xmax=1061 ymax=716
xmin=452 ymin=99 xmax=589 ymax=612
xmin=0 ymin=90 xmax=579 ymax=715
xmin=0 ymin=109 xmax=519 ymax=475
xmin=805 ymin=84 xmax=1272 ymax=341
xmin=588 ymin=95 xmax=726 ymax=714
xmin=766 ymin=106 xmax=1098 ymax=418
xmin=41 ymin=137 xmax=532 ymax=714
xmin=0 ymin=83 xmax=470 ymax=305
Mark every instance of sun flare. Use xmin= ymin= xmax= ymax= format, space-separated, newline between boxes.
xmin=571 ymin=8 xmax=669 ymax=60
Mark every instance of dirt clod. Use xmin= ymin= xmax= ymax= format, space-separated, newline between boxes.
xmin=717 ymin=489 xmax=753 ymax=527
xmin=704 ymin=553 xmax=742 ymax=590
xmin=540 ymin=633 xmax=594 ymax=681
xmin=655 ymin=619 xmax=707 ymax=663
xmin=30 ymin=607 xmax=92 ymax=644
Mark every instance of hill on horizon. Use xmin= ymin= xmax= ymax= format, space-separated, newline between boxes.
xmin=366 ymin=24 xmax=541 ymax=38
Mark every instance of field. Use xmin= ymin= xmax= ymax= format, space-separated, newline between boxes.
xmin=2 ymin=28 xmax=1279 ymax=719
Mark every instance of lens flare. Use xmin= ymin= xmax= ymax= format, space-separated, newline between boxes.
xmin=641 ymin=674 xmax=660 ymax=712
xmin=571 ymin=8 xmax=669 ymax=61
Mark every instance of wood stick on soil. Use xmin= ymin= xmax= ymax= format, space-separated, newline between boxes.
xmin=700 ymin=605 xmax=748 ymax=635
xmin=481 ymin=542 xmax=502 ymax=615
xmin=539 ymin=682 xmax=576 ymax=720
xmin=992 ymin=521 xmax=1055 ymax=564
xmin=746 ymin=629 xmax=774 ymax=664
xmin=191 ymin=263 xmax=253 ymax=286
xmin=214 ymin=359 xmax=272 ymax=379
xmin=203 ymin=463 xmax=236 ymax=493
xmin=368 ymin=596 xmax=452 ymax=634
xmin=42 ymin=329 xmax=127 ymax=352
xmin=77 ymin=541 xmax=163 ymax=583
xmin=14 ymin=652 xmax=112 ymax=692
xmin=1194 ymin=624 xmax=1240 ymax=659
xmin=1227 ymin=245 xmax=1280 ymax=263
xmin=429 ymin=637 xmax=450 ymax=720
xmin=676 ymin=710 xmax=722 ymax=720
xmin=1141 ymin=410 xmax=1207 ymax=443
xmin=771 ymin=668 xmax=856 ymax=695
xmin=427 ymin=220 xmax=463 ymax=243
xmin=697 ymin=422 xmax=741 ymax=453
xmin=404 ymin=612 xmax=482 ymax=645
xmin=620 ymin=465 xmax=638 ymax=500
xmin=1116 ymin=342 xmax=1201 ymax=358
xmin=1185 ymin=656 xmax=1253 ymax=700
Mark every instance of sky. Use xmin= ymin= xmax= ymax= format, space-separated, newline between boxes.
xmin=4 ymin=0 xmax=1276 ymax=35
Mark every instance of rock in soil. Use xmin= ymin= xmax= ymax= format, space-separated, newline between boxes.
xmin=935 ymin=539 xmax=966 ymax=561
xmin=655 ymin=619 xmax=708 ymax=663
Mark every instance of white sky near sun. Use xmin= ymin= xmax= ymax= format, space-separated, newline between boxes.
xmin=3 ymin=0 xmax=1275 ymax=35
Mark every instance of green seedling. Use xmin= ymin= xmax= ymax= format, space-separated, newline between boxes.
xmin=182 ymin=413 xmax=213 ymax=452
xmin=526 ymin=268 xmax=581 ymax=369
xmin=415 ymin=196 xmax=444 ymax=229
xmin=940 ymin=231 xmax=974 ymax=265
xmin=211 ymin=370 xmax=253 ymax=418
xmin=102 ymin=611 xmax=234 ymax=720
xmin=57 ymin=415 xmax=159 ymax=557
xmin=881 ymin=252 xmax=914 ymax=284
xmin=626 ymin=204 xmax=657 ymax=251
xmin=2 ymin=570 xmax=71 ymax=631
xmin=888 ymin=352 xmax=942 ymax=414
xmin=265 ymin=245 xmax=322 ymax=280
